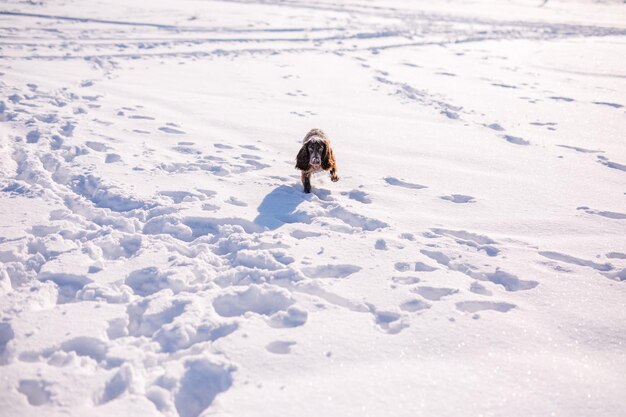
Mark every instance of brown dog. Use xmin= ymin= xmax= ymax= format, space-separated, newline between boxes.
xmin=295 ymin=129 xmax=339 ymax=193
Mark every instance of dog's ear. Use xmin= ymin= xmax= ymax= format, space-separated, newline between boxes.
xmin=321 ymin=140 xmax=335 ymax=170
xmin=295 ymin=143 xmax=310 ymax=170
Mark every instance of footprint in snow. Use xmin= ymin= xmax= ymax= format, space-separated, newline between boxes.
xmin=455 ymin=301 xmax=515 ymax=313
xmin=577 ymin=207 xmax=626 ymax=220
xmin=491 ymin=83 xmax=517 ymax=89
xmin=342 ymin=189 xmax=372 ymax=204
xmin=502 ymin=135 xmax=529 ymax=145
xmin=26 ymin=130 xmax=41 ymax=143
xmin=557 ymin=145 xmax=602 ymax=154
xmin=212 ymin=285 xmax=295 ymax=319
xmin=266 ymin=341 xmax=296 ymax=354
xmin=486 ymin=123 xmax=505 ymax=131
xmin=302 ymin=264 xmax=361 ymax=279
xmin=290 ymin=230 xmax=322 ymax=239
xmin=366 ymin=304 xmax=408 ymax=334
xmin=399 ymin=299 xmax=431 ymax=312
xmin=225 ymin=197 xmax=247 ymax=207
xmin=214 ymin=143 xmax=233 ymax=150
xmin=384 ymin=177 xmax=427 ymax=189
xmin=469 ymin=281 xmax=492 ymax=296
xmin=391 ymin=276 xmax=421 ymax=285
xmin=440 ymin=194 xmax=475 ymax=204
xmin=128 ymin=114 xmax=155 ymax=120
xmin=596 ymin=156 xmax=626 ymax=172
xmin=592 ymin=101 xmax=623 ymax=109
xmin=549 ymin=96 xmax=574 ymax=102
xmin=18 ymin=380 xmax=52 ymax=406
xmin=160 ymin=191 xmax=200 ymax=204
xmin=538 ymin=251 xmax=613 ymax=272
xmin=413 ymin=286 xmax=458 ymax=301
xmin=394 ymin=261 xmax=437 ymax=272
xmin=159 ymin=126 xmax=186 ymax=134
xmin=85 ymin=141 xmax=110 ymax=152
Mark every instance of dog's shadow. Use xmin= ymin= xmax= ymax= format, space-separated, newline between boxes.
xmin=254 ymin=185 xmax=330 ymax=230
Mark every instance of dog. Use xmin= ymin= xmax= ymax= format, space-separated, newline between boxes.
xmin=295 ymin=128 xmax=339 ymax=193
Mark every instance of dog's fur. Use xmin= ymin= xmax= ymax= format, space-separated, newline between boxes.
xmin=295 ymin=128 xmax=339 ymax=193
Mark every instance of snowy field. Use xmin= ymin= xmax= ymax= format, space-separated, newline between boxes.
xmin=1 ymin=0 xmax=625 ymax=416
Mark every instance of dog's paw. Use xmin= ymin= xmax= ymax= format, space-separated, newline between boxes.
xmin=331 ymin=176 xmax=339 ymax=182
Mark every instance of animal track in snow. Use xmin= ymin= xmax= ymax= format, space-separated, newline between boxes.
xmin=596 ymin=155 xmax=626 ymax=172
xmin=214 ymin=143 xmax=233 ymax=149
xmin=486 ymin=123 xmax=505 ymax=131
xmin=429 ymin=228 xmax=499 ymax=257
xmin=440 ymin=194 xmax=475 ymax=203
xmin=268 ymin=306 xmax=308 ymax=328
xmin=384 ymin=176 xmax=427 ymax=189
xmin=105 ymin=153 xmax=121 ymax=163
xmin=420 ymin=250 xmax=538 ymax=291
xmin=491 ymin=83 xmax=517 ymax=89
xmin=302 ymin=264 xmax=361 ymax=279
xmin=394 ymin=261 xmax=437 ymax=272
xmin=225 ymin=196 xmax=248 ymax=207
xmin=502 ymin=135 xmax=529 ymax=145
xmin=342 ymin=189 xmax=372 ymax=204
xmin=60 ymin=336 xmax=108 ymax=362
xmin=549 ymin=96 xmax=574 ymax=102
xmin=85 ymin=141 xmax=110 ymax=152
xmin=128 ymin=114 xmax=155 ymax=120
xmin=455 ymin=301 xmax=516 ymax=313
xmin=96 ymin=364 xmax=134 ymax=404
xmin=0 ymin=323 xmax=14 ymax=363
xmin=557 ymin=145 xmax=602 ymax=153
xmin=159 ymin=191 xmax=202 ymax=204
xmin=175 ymin=359 xmax=234 ymax=417
xmin=159 ymin=126 xmax=186 ymax=134
xmin=375 ymin=239 xmax=388 ymax=250
xmin=37 ymin=272 xmax=93 ymax=303
xmin=290 ymin=230 xmax=322 ymax=239
xmin=26 ymin=130 xmax=41 ymax=143
xmin=18 ymin=380 xmax=51 ymax=406
xmin=577 ymin=206 xmax=626 ymax=220
xmin=127 ymin=294 xmax=189 ymax=338
xmin=429 ymin=229 xmax=495 ymax=245
xmin=470 ymin=281 xmax=492 ymax=296
xmin=366 ymin=304 xmax=408 ymax=334
xmin=592 ymin=101 xmax=623 ymax=108
xmin=539 ymin=251 xmax=613 ymax=272
xmin=212 ymin=285 xmax=294 ymax=318
xmin=173 ymin=145 xmax=201 ymax=155
xmin=266 ymin=340 xmax=296 ymax=354
xmin=392 ymin=276 xmax=421 ymax=285
xmin=530 ymin=121 xmax=557 ymax=131
xmin=125 ymin=267 xmax=182 ymax=296
xmin=399 ymin=299 xmax=431 ymax=312
xmin=413 ymin=286 xmax=458 ymax=301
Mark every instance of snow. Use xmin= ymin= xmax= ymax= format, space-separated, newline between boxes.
xmin=1 ymin=0 xmax=625 ymax=416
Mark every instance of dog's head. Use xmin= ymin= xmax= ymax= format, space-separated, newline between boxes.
xmin=296 ymin=131 xmax=334 ymax=171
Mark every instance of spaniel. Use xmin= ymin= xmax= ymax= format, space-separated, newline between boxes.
xmin=295 ymin=128 xmax=339 ymax=193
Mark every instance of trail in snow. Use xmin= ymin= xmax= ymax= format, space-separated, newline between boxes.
xmin=1 ymin=0 xmax=625 ymax=416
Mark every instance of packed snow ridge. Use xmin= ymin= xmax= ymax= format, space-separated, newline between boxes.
xmin=1 ymin=0 xmax=625 ymax=416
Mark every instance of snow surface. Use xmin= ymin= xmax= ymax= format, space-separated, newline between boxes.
xmin=1 ymin=0 xmax=625 ymax=416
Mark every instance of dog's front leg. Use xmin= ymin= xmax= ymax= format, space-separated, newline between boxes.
xmin=329 ymin=168 xmax=339 ymax=182
xmin=302 ymin=171 xmax=311 ymax=193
